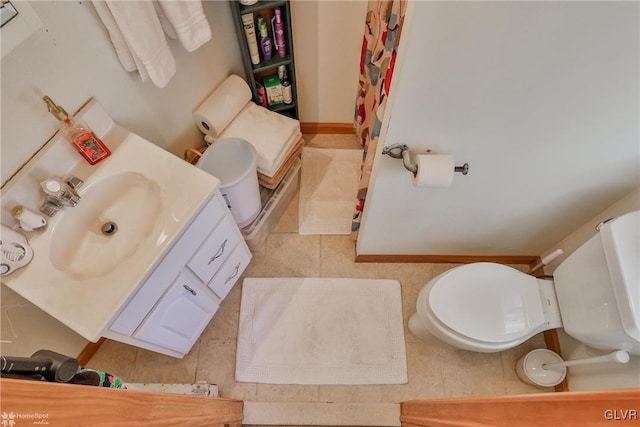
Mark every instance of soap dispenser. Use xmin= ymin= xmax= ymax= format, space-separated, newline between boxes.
xmin=43 ymin=96 xmax=111 ymax=165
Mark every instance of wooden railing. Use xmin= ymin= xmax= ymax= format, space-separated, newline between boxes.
xmin=401 ymin=389 xmax=640 ymax=427
xmin=0 ymin=378 xmax=243 ymax=426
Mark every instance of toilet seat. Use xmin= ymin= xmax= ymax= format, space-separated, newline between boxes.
xmin=422 ymin=263 xmax=546 ymax=344
xmin=417 ymin=295 xmax=527 ymax=352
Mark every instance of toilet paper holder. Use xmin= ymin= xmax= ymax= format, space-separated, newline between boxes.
xmin=382 ymin=143 xmax=469 ymax=177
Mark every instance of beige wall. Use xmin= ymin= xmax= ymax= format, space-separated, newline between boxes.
xmin=292 ymin=0 xmax=366 ymax=122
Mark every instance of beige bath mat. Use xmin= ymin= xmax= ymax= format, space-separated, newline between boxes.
xmin=298 ymin=147 xmax=362 ymax=235
xmin=236 ymin=278 xmax=407 ymax=385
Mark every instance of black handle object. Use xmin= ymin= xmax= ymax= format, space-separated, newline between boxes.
xmin=1 ymin=349 xmax=79 ymax=383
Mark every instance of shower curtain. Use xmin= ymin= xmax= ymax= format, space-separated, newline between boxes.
xmin=352 ymin=0 xmax=407 ymax=237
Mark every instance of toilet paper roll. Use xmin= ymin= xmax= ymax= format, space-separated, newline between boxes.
xmin=193 ymin=75 xmax=252 ymax=137
xmin=412 ymin=154 xmax=455 ymax=188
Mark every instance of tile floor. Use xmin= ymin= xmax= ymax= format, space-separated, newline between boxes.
xmin=87 ymin=135 xmax=552 ymax=412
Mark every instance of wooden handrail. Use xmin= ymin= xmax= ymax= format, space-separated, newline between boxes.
xmin=401 ymin=389 xmax=640 ymax=426
xmin=0 ymin=378 xmax=243 ymax=426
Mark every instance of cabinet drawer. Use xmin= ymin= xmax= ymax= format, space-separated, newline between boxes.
xmin=187 ymin=216 xmax=240 ymax=283
xmin=208 ymin=244 xmax=252 ymax=299
xmin=109 ymin=194 xmax=224 ymax=336
xmin=134 ymin=271 xmax=219 ymax=354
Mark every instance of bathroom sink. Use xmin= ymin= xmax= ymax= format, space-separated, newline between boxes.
xmin=48 ymin=172 xmax=162 ymax=279
xmin=0 ymin=98 xmax=222 ymax=341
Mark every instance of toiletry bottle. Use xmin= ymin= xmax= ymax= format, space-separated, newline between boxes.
xmin=241 ymin=13 xmax=260 ymax=65
xmin=272 ymin=8 xmax=286 ymax=58
xmin=257 ymin=16 xmax=272 ymax=61
xmin=281 ymin=67 xmax=292 ymax=105
xmin=256 ymin=82 xmax=268 ymax=107
xmin=43 ymin=96 xmax=111 ymax=165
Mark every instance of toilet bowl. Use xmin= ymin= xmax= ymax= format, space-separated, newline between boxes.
xmin=409 ymin=210 xmax=640 ymax=355
xmin=409 ymin=263 xmax=562 ymax=352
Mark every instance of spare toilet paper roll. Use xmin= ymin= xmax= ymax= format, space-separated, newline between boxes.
xmin=412 ymin=154 xmax=455 ymax=188
xmin=193 ymin=74 xmax=252 ymax=137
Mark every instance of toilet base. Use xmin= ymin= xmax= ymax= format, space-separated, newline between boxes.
xmin=408 ymin=312 xmax=431 ymax=341
xmin=408 ymin=313 xmax=457 ymax=349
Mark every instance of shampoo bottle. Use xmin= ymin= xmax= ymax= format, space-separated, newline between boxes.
xmin=272 ymin=8 xmax=286 ymax=58
xmin=43 ymin=96 xmax=111 ymax=165
xmin=281 ymin=67 xmax=292 ymax=105
xmin=241 ymin=13 xmax=260 ymax=65
xmin=256 ymin=16 xmax=272 ymax=61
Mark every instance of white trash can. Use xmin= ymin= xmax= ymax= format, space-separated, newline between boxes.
xmin=197 ymin=138 xmax=261 ymax=228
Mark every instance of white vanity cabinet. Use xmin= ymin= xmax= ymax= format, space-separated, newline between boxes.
xmin=134 ymin=271 xmax=219 ymax=353
xmin=103 ymin=191 xmax=252 ymax=358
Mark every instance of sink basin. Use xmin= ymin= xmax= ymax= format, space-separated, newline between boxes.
xmin=0 ymin=98 xmax=221 ymax=342
xmin=49 ymin=172 xmax=162 ymax=278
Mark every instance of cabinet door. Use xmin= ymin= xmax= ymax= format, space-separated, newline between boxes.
xmin=187 ymin=217 xmax=240 ymax=284
xmin=134 ymin=272 xmax=219 ymax=354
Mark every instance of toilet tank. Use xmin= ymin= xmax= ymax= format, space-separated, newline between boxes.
xmin=554 ymin=210 xmax=640 ymax=355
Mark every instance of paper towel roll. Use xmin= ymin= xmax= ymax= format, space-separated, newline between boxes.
xmin=193 ymin=74 xmax=252 ymax=137
xmin=412 ymin=154 xmax=455 ymax=188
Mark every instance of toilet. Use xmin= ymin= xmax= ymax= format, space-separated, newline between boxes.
xmin=409 ymin=210 xmax=640 ymax=355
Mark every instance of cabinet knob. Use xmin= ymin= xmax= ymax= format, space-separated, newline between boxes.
xmin=183 ymin=284 xmax=197 ymax=296
xmin=208 ymin=239 xmax=227 ymax=265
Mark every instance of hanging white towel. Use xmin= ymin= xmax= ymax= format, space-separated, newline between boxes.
xmin=153 ymin=1 xmax=179 ymax=41
xmin=157 ymin=0 xmax=212 ymax=52
xmin=92 ymin=1 xmax=211 ymax=88
xmin=92 ymin=1 xmax=137 ymax=72
xmin=92 ymin=1 xmax=175 ymax=88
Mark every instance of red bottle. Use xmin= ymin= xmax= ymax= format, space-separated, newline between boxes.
xmin=43 ymin=96 xmax=111 ymax=165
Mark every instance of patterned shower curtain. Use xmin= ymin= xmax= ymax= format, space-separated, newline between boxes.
xmin=352 ymin=0 xmax=407 ymax=237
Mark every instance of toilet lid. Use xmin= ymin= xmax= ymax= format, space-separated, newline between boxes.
xmin=428 ymin=263 xmax=546 ymax=343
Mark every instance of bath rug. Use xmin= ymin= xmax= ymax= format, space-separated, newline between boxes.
xmin=298 ymin=147 xmax=362 ymax=235
xmin=236 ymin=278 xmax=407 ymax=385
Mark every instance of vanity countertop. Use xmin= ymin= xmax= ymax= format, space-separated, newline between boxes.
xmin=0 ymin=100 xmax=220 ymax=342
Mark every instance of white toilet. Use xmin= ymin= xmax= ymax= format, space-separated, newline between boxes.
xmin=409 ymin=210 xmax=640 ymax=355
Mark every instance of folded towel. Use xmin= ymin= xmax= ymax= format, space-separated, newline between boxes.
xmin=219 ymin=103 xmax=301 ymax=177
xmin=264 ymin=130 xmax=302 ymax=177
xmin=157 ymin=1 xmax=212 ymax=52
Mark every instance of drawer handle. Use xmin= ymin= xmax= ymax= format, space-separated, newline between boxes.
xmin=183 ymin=284 xmax=197 ymax=296
xmin=225 ymin=262 xmax=241 ymax=284
xmin=208 ymin=239 xmax=227 ymax=265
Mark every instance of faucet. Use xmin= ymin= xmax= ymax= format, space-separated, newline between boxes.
xmin=39 ymin=176 xmax=83 ymax=217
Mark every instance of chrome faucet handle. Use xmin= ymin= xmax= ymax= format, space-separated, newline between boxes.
xmin=65 ymin=176 xmax=84 ymax=192
xmin=41 ymin=178 xmax=78 ymax=204
xmin=39 ymin=177 xmax=82 ymax=216
xmin=39 ymin=197 xmax=62 ymax=217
